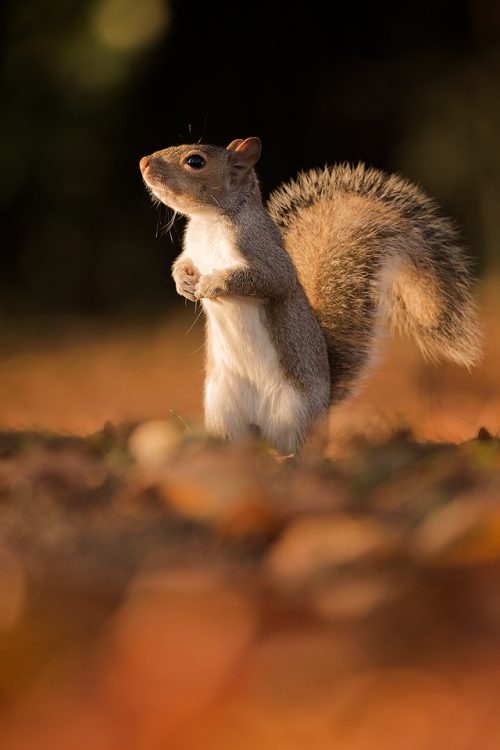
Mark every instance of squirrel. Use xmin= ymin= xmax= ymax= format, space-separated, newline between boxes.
xmin=139 ymin=137 xmax=481 ymax=453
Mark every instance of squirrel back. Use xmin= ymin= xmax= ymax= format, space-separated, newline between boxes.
xmin=268 ymin=163 xmax=482 ymax=403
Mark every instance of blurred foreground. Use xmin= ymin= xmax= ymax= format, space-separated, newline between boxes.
xmin=0 ymin=282 xmax=499 ymax=748
xmin=1 ymin=421 xmax=500 ymax=748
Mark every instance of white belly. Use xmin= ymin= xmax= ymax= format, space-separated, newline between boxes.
xmin=185 ymin=215 xmax=238 ymax=276
xmin=205 ymin=296 xmax=283 ymax=387
xmin=205 ymin=297 xmax=305 ymax=447
xmin=185 ymin=215 xmax=283 ymax=382
xmin=184 ymin=215 xmax=306 ymax=448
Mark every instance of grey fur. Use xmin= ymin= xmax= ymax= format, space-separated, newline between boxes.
xmin=184 ymin=194 xmax=331 ymax=450
xmin=268 ymin=162 xmax=482 ymax=402
xmin=140 ymin=142 xmax=481 ymax=451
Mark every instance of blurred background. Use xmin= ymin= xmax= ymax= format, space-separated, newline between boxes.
xmin=2 ymin=0 xmax=500 ymax=315
xmin=1 ymin=0 xmax=499 ymax=436
xmin=2 ymin=6 xmax=500 ymax=748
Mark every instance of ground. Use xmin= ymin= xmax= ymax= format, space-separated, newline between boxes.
xmin=0 ymin=281 xmax=499 ymax=749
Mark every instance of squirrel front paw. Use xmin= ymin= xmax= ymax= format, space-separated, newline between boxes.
xmin=172 ymin=260 xmax=201 ymax=302
xmin=194 ymin=272 xmax=225 ymax=300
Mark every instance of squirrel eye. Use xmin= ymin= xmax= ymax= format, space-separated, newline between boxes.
xmin=184 ymin=154 xmax=206 ymax=170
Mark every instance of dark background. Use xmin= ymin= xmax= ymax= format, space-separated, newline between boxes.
xmin=1 ymin=0 xmax=499 ymax=316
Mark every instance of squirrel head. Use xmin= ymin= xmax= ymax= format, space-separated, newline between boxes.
xmin=139 ymin=137 xmax=262 ymax=217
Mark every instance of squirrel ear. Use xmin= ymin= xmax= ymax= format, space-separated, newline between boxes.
xmin=229 ymin=137 xmax=262 ymax=181
xmin=226 ymin=139 xmax=244 ymax=151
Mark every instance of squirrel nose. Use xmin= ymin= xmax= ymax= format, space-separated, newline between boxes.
xmin=139 ymin=156 xmax=150 ymax=174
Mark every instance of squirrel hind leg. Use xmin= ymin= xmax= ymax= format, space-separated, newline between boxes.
xmin=258 ymin=383 xmax=312 ymax=455
xmin=204 ymin=375 xmax=311 ymax=453
xmin=204 ymin=372 xmax=255 ymax=441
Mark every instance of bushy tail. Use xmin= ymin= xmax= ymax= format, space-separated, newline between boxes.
xmin=268 ymin=163 xmax=482 ymax=403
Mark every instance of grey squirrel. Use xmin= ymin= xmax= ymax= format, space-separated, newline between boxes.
xmin=139 ymin=137 xmax=481 ymax=453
